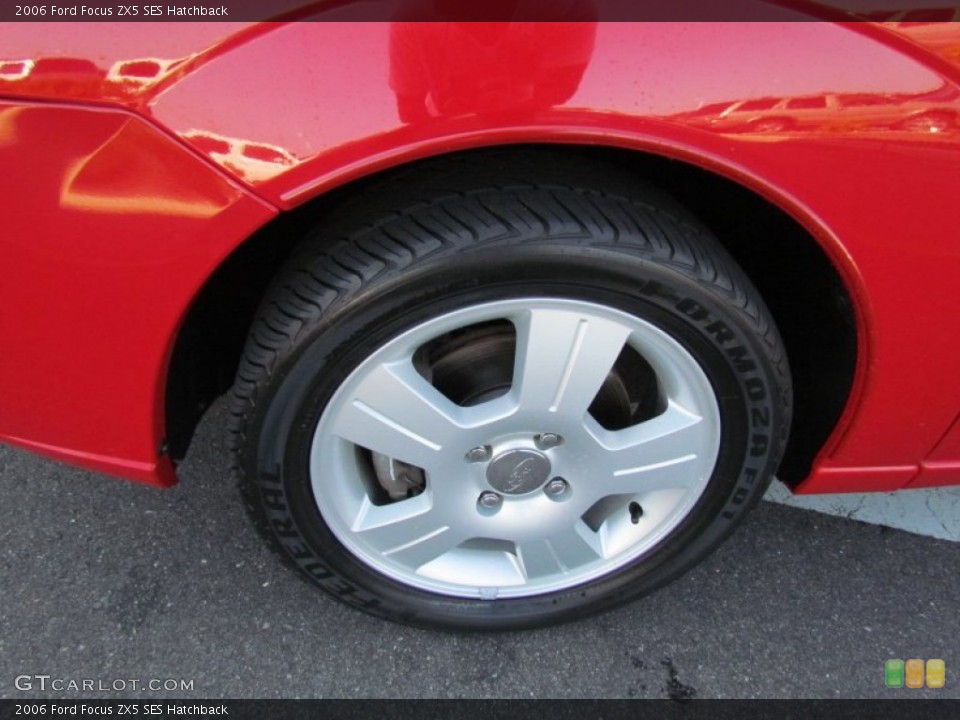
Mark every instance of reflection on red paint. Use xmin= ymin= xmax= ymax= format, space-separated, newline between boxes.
xmin=112 ymin=59 xmax=165 ymax=79
xmin=0 ymin=22 xmax=258 ymax=108
xmin=389 ymin=21 xmax=596 ymax=122
xmin=0 ymin=59 xmax=33 ymax=80
xmin=60 ymin=120 xmax=231 ymax=218
xmin=665 ymin=84 xmax=960 ymax=138
xmin=180 ymin=130 xmax=299 ymax=183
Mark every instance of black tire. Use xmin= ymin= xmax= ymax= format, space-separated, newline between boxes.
xmin=229 ymin=151 xmax=791 ymax=631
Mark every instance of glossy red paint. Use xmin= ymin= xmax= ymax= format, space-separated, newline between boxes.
xmin=911 ymin=412 xmax=960 ymax=489
xmin=1 ymin=20 xmax=959 ymax=492
xmin=0 ymin=101 xmax=276 ymax=485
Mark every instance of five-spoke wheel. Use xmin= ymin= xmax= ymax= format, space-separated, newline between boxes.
xmin=311 ymin=299 xmax=721 ymax=598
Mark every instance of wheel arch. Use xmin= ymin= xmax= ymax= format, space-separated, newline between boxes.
xmin=164 ymin=141 xmax=862 ymax=489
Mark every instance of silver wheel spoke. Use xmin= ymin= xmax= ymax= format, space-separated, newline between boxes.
xmin=513 ymin=308 xmax=631 ymax=418
xmin=331 ymin=361 xmax=461 ymax=470
xmin=593 ymin=402 xmax=712 ymax=495
xmin=351 ymin=495 xmax=462 ymax=569
xmin=514 ymin=539 xmax=566 ymax=579
xmin=515 ymin=524 xmax=605 ymax=579
xmin=546 ymin=522 xmax=607 ymax=567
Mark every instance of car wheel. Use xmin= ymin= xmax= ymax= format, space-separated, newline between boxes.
xmin=230 ymin=156 xmax=791 ymax=630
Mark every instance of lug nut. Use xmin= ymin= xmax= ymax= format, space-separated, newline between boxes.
xmin=544 ymin=478 xmax=568 ymax=496
xmin=535 ymin=433 xmax=563 ymax=449
xmin=466 ymin=445 xmax=492 ymax=463
xmin=478 ymin=491 xmax=502 ymax=509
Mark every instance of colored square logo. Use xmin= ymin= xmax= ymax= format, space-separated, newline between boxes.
xmin=927 ymin=659 xmax=945 ymax=689
xmin=886 ymin=659 xmax=904 ymax=688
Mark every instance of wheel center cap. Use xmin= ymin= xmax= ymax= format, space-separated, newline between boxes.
xmin=486 ymin=449 xmax=551 ymax=495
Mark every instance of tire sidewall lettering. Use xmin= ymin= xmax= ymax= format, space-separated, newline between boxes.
xmin=637 ymin=276 xmax=775 ymax=521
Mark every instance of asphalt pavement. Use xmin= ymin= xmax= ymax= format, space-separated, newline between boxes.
xmin=1 ymin=398 xmax=957 ymax=699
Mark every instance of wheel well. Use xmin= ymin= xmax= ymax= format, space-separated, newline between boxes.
xmin=165 ymin=145 xmax=857 ymax=486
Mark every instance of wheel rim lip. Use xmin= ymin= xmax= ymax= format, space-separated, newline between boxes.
xmin=309 ymin=297 xmax=722 ymax=599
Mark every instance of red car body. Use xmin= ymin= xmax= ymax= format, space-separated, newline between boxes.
xmin=2 ymin=17 xmax=959 ymax=495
